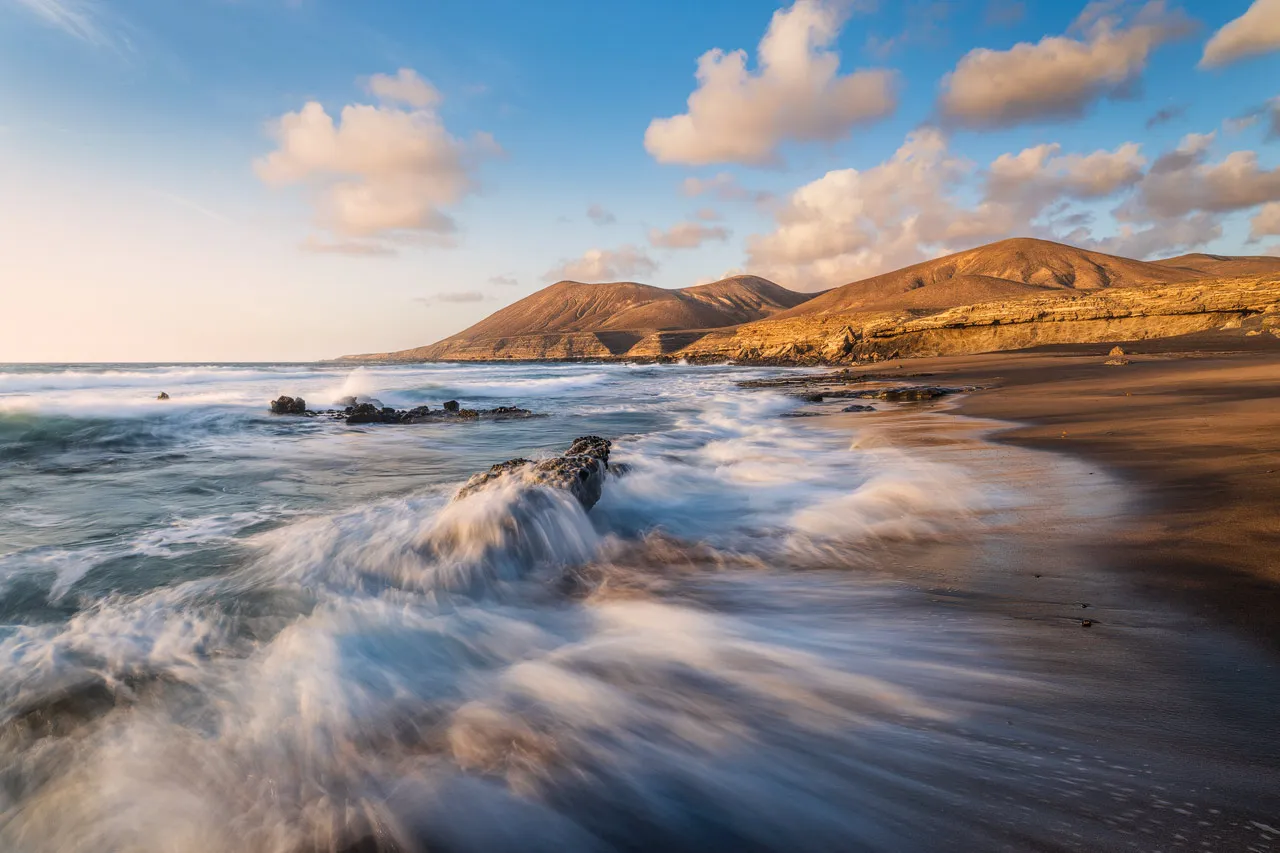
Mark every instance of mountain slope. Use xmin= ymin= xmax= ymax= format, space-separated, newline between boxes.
xmin=1154 ymin=253 xmax=1280 ymax=278
xmin=344 ymin=274 xmax=812 ymax=361
xmin=775 ymin=237 xmax=1204 ymax=320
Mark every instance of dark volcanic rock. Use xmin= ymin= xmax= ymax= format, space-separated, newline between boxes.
xmin=270 ymin=395 xmax=307 ymax=415
xmin=845 ymin=385 xmax=968 ymax=402
xmin=156 ymin=392 xmax=170 ymax=401
xmin=337 ymin=402 xmax=537 ymax=425
xmin=455 ymin=436 xmax=613 ymax=510
xmin=443 ymin=400 xmax=460 ymax=413
xmin=841 ymin=404 xmax=876 ymax=412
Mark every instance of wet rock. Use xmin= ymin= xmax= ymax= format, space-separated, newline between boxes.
xmin=345 ymin=402 xmax=385 ymax=424
xmin=800 ymin=393 xmax=825 ymax=403
xmin=841 ymin=404 xmax=876 ymax=412
xmin=156 ymin=392 xmax=170 ymax=401
xmin=270 ymin=395 xmax=308 ymax=415
xmin=845 ymin=385 xmax=967 ymax=402
xmin=443 ymin=400 xmax=460 ymax=413
xmin=455 ymin=436 xmax=613 ymax=510
xmin=780 ymin=411 xmax=823 ymax=418
xmin=337 ymin=396 xmax=358 ymax=408
xmin=489 ymin=406 xmax=535 ymax=420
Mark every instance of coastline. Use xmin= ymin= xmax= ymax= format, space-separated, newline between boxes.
xmin=867 ymin=344 xmax=1280 ymax=655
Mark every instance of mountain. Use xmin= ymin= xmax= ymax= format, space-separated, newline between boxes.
xmin=347 ymin=275 xmax=812 ymax=361
xmin=341 ymin=238 xmax=1280 ymax=363
xmin=1154 ymin=253 xmax=1280 ymax=278
xmin=772 ymin=238 xmax=1203 ymax=320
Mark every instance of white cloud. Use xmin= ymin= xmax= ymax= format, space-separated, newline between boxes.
xmin=424 ymin=291 xmax=486 ymax=304
xmin=365 ymin=68 xmax=441 ymax=108
xmin=644 ymin=0 xmax=896 ymax=166
xmin=1200 ymin=0 xmax=1280 ymax=68
xmin=938 ymin=1 xmax=1191 ymax=128
xmin=488 ymin=274 xmax=520 ymax=287
xmin=681 ymin=173 xmax=773 ymax=205
xmin=649 ymin=221 xmax=732 ymax=249
xmin=1250 ymin=202 xmax=1280 ymax=239
xmin=1122 ymin=132 xmax=1280 ymax=219
xmin=586 ymin=204 xmax=616 ymax=226
xmin=256 ymin=73 xmax=500 ymax=246
xmin=694 ymin=207 xmax=723 ymax=221
xmin=544 ymin=245 xmax=658 ymax=282
xmin=745 ymin=129 xmax=1195 ymax=288
xmin=11 ymin=0 xmax=125 ymax=49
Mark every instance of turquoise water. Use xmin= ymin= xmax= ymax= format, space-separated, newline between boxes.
xmin=0 ymin=362 xmax=1276 ymax=852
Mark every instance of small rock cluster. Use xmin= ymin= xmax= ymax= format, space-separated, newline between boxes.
xmin=268 ymin=395 xmax=536 ymax=425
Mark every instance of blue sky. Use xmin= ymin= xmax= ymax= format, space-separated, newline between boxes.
xmin=1 ymin=0 xmax=1278 ymax=360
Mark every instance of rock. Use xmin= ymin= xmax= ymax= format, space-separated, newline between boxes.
xmin=156 ymin=392 xmax=170 ymax=401
xmin=455 ymin=436 xmax=613 ymax=510
xmin=1104 ymin=358 xmax=1130 ymax=366
xmin=1109 ymin=345 xmax=1126 ymax=356
xmin=1246 ymin=329 xmax=1263 ymax=336
xmin=270 ymin=395 xmax=308 ymax=415
xmin=781 ymin=411 xmax=823 ymax=418
xmin=841 ymin=404 xmax=876 ymax=412
xmin=337 ymin=396 xmax=358 ymax=408
xmin=489 ymin=406 xmax=535 ymax=419
xmin=443 ymin=400 xmax=460 ymax=413
xmin=800 ymin=393 xmax=825 ymax=403
xmin=345 ymin=402 xmax=384 ymax=424
xmin=846 ymin=385 xmax=965 ymax=402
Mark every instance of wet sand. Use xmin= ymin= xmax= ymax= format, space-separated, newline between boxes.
xmin=858 ymin=338 xmax=1280 ymax=655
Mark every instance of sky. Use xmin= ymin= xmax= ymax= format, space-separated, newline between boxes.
xmin=1 ymin=0 xmax=1278 ymax=361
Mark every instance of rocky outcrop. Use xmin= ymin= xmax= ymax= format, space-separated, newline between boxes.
xmin=270 ymin=396 xmax=307 ymax=415
xmin=455 ymin=436 xmax=612 ymax=510
xmin=677 ymin=277 xmax=1280 ymax=364
xmin=266 ymin=398 xmax=536 ymax=424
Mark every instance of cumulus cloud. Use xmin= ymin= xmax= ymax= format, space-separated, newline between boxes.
xmin=543 ymin=245 xmax=659 ymax=282
xmin=938 ymin=1 xmax=1192 ymax=128
xmin=745 ymin=129 xmax=1178 ymax=288
xmin=365 ymin=68 xmax=440 ymax=108
xmin=586 ymin=204 xmax=616 ymax=226
xmin=1250 ymin=202 xmax=1280 ymax=239
xmin=1089 ymin=212 xmax=1224 ymax=258
xmin=648 ymin=222 xmax=732 ymax=249
xmin=1122 ymin=132 xmax=1280 ymax=219
xmin=256 ymin=71 xmax=500 ymax=249
xmin=681 ymin=173 xmax=773 ymax=205
xmin=1200 ymin=0 xmax=1280 ymax=68
xmin=644 ymin=0 xmax=896 ymax=166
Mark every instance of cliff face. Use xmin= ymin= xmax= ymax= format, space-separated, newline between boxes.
xmin=677 ymin=277 xmax=1280 ymax=364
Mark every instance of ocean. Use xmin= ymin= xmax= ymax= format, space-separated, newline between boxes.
xmin=0 ymin=361 xmax=1276 ymax=852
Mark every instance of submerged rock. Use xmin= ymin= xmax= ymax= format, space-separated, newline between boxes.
xmin=845 ymin=385 xmax=967 ymax=402
xmin=270 ymin=395 xmax=307 ymax=415
xmin=841 ymin=404 xmax=876 ymax=412
xmin=455 ymin=436 xmax=613 ymax=510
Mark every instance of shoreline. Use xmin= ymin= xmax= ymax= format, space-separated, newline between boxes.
xmin=861 ymin=345 xmax=1280 ymax=655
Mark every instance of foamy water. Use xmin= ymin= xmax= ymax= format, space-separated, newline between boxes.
xmin=0 ymin=362 xmax=1277 ymax=852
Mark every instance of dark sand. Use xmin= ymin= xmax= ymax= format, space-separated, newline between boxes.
xmin=869 ymin=331 xmax=1280 ymax=653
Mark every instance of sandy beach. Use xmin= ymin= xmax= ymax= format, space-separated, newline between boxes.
xmin=873 ymin=337 xmax=1280 ymax=654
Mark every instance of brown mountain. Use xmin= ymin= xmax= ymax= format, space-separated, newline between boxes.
xmin=1154 ymin=253 xmax=1280 ymax=278
xmin=773 ymin=238 xmax=1204 ymax=320
xmin=347 ymin=274 xmax=812 ymax=361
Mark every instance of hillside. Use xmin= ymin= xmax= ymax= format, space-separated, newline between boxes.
xmin=1154 ymin=253 xmax=1280 ymax=278
xmin=772 ymin=238 xmax=1204 ymax=320
xmin=340 ymin=238 xmax=1280 ymax=364
xmin=345 ymin=274 xmax=811 ymax=361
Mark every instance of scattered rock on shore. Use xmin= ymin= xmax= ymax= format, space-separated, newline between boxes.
xmin=455 ymin=436 xmax=613 ymax=510
xmin=841 ymin=404 xmax=876 ymax=412
xmin=265 ymin=395 xmax=538 ymax=423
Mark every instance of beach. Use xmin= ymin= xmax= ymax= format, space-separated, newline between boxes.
xmin=0 ymin=359 xmax=1278 ymax=851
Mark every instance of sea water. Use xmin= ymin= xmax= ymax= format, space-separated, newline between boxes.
xmin=0 ymin=362 xmax=1276 ymax=852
